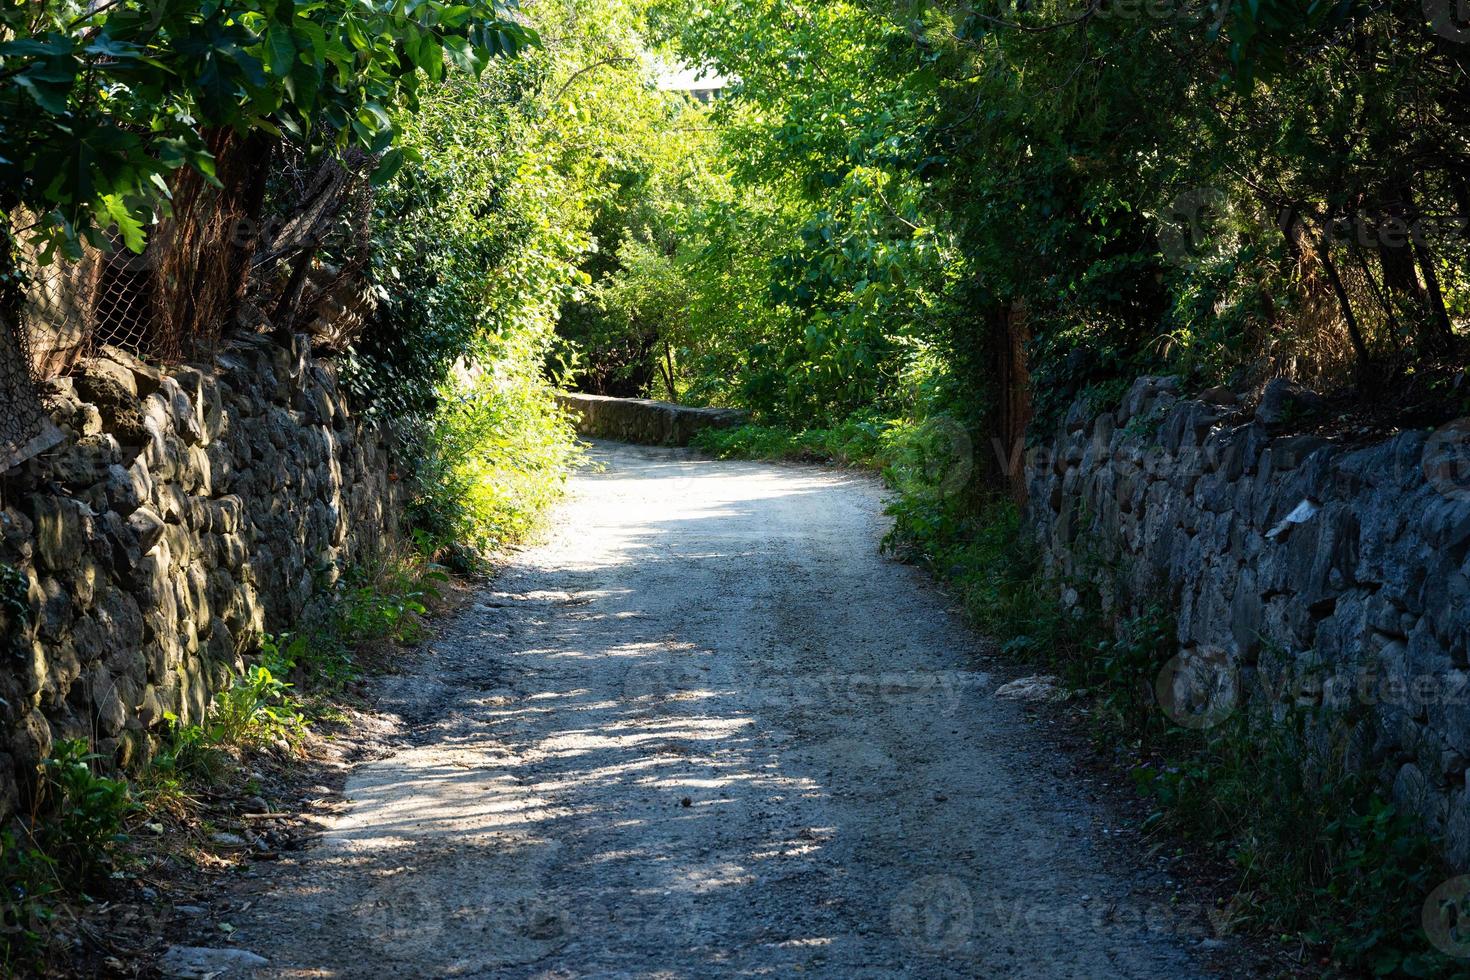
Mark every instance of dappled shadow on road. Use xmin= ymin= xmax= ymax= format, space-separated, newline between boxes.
xmin=240 ymin=444 xmax=1208 ymax=979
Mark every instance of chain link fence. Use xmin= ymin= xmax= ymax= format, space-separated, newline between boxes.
xmin=1 ymin=145 xmax=378 ymax=475
xmin=0 ymin=305 xmax=58 ymax=472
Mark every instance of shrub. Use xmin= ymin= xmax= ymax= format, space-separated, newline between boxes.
xmin=206 ymin=666 xmax=305 ymax=750
xmin=34 ymin=740 xmax=134 ymax=885
xmin=0 ymin=829 xmax=57 ymax=970
xmin=410 ymin=369 xmax=583 ymax=568
xmin=157 ymin=665 xmax=307 ymax=783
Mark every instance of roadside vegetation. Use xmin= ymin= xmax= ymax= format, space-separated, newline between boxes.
xmin=899 ymin=492 xmax=1459 ymax=976
xmin=0 ymin=547 xmax=454 ymax=971
xmin=1 ymin=1 xmax=661 ymax=960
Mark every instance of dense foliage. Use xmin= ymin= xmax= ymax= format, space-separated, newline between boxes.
xmin=543 ymin=0 xmax=1468 ymax=454
xmin=345 ymin=0 xmax=678 ymax=562
xmin=1 ymin=0 xmax=535 ymax=259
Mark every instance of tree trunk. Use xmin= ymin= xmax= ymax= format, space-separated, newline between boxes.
xmin=987 ymin=299 xmax=1032 ymax=504
xmin=661 ymin=342 xmax=679 ymax=402
xmin=1312 ymin=220 xmax=1373 ymax=373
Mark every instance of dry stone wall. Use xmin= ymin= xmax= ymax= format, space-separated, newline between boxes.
xmin=556 ymin=392 xmax=748 ymax=446
xmin=0 ymin=335 xmax=401 ymax=815
xmin=1027 ymin=376 xmax=1470 ymax=867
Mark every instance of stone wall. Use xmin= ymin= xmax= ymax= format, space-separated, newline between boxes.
xmin=556 ymin=392 xmax=748 ymax=446
xmin=1027 ymin=376 xmax=1470 ymax=868
xmin=0 ymin=335 xmax=402 ymax=815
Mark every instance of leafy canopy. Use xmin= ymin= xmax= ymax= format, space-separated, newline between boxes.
xmin=1 ymin=0 xmax=537 ymax=259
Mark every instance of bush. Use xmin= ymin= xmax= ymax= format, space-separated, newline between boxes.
xmin=1135 ymin=708 xmax=1457 ymax=976
xmin=0 ymin=829 xmax=57 ymax=970
xmin=410 ymin=369 xmax=583 ymax=568
xmin=157 ymin=666 xmax=306 ymax=783
xmin=205 ymin=666 xmax=305 ymax=750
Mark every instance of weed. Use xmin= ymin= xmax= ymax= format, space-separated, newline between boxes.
xmin=1133 ymin=700 xmax=1463 ymax=975
xmin=261 ymin=553 xmax=450 ymax=691
xmin=208 ymin=666 xmax=305 ymax=749
xmin=260 ymin=629 xmax=353 ymax=691
xmin=1085 ymin=607 xmax=1174 ymax=739
xmin=151 ymin=716 xmax=230 ymax=787
xmin=1121 ymin=407 xmax=1166 ymax=441
xmin=152 ymin=664 xmax=307 ymax=787
xmin=34 ymin=740 xmax=135 ymax=884
xmin=0 ymin=831 xmax=57 ymax=971
xmin=337 ymin=560 xmax=446 ymax=647
xmin=1 ymin=740 xmax=134 ymax=968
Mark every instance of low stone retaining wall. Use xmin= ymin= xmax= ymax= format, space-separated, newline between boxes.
xmin=1027 ymin=376 xmax=1470 ymax=867
xmin=0 ymin=336 xmax=401 ymax=815
xmin=556 ymin=392 xmax=747 ymax=446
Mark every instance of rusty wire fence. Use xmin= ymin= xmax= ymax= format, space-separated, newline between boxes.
xmin=1 ymin=144 xmax=378 ymax=473
xmin=0 ymin=302 xmax=52 ymax=472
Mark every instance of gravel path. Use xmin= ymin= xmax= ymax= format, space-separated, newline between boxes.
xmin=230 ymin=441 xmax=1215 ymax=978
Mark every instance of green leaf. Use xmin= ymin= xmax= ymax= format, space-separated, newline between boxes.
xmin=343 ymin=16 xmax=370 ymax=52
xmin=357 ymin=102 xmax=393 ymax=133
xmin=14 ymin=74 xmax=71 ymax=114
xmin=265 ymin=26 xmax=297 ymax=76
xmin=442 ymin=35 xmax=477 ymax=73
xmin=0 ymin=37 xmax=72 ymax=57
xmin=98 ymin=194 xmax=147 ymax=253
xmin=372 ymin=148 xmax=405 ymax=184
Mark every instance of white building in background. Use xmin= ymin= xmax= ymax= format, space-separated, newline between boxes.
xmin=653 ymin=62 xmax=728 ymax=104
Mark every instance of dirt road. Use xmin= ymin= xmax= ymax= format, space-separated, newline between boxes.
xmin=227 ymin=442 xmax=1216 ymax=978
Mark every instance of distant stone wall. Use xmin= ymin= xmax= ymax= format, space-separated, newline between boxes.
xmin=0 ymin=336 xmax=401 ymax=815
xmin=556 ymin=392 xmax=747 ymax=446
xmin=1028 ymin=376 xmax=1470 ymax=868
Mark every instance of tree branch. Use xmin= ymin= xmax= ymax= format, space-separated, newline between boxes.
xmin=550 ymin=57 xmax=638 ymax=104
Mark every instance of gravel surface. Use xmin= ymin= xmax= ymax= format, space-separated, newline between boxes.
xmin=226 ymin=441 xmax=1217 ymax=978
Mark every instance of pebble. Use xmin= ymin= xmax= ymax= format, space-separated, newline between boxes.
xmin=157 ymin=945 xmax=268 ymax=978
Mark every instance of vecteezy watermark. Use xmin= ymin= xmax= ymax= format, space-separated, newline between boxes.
xmin=890 ymin=875 xmax=975 ymax=956
xmin=1424 ymin=876 xmax=1470 ymax=959
xmin=989 ymin=895 xmax=1237 ymax=940
xmin=620 ymin=655 xmax=709 ymax=702
xmin=354 ymin=870 xmax=570 ymax=961
xmin=1266 ymin=666 xmax=1470 ymax=712
xmin=620 ymin=662 xmax=988 ymax=716
xmin=1155 ymin=658 xmax=1470 ymax=723
xmin=1158 ymin=186 xmax=1230 ymax=267
xmin=1091 ymin=0 xmax=1228 ymax=27
xmin=916 ymin=415 xmax=975 ymax=500
xmin=754 ymin=670 xmax=989 ymax=717
xmin=1155 ymin=646 xmax=1238 ymax=730
xmin=1425 ymin=0 xmax=1470 ymax=42
xmin=354 ymin=869 xmax=450 ymax=959
xmin=1156 ymin=189 xmax=1470 ymax=268
xmin=1424 ymin=418 xmax=1470 ymax=502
